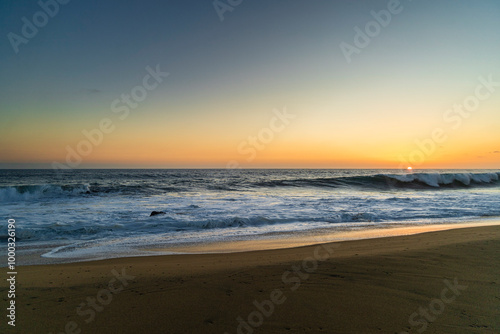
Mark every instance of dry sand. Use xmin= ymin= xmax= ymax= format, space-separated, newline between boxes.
xmin=2 ymin=225 xmax=499 ymax=333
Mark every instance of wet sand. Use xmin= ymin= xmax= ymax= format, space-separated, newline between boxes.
xmin=2 ymin=225 xmax=500 ymax=333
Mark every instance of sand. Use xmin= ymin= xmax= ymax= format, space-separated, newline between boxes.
xmin=2 ymin=225 xmax=500 ymax=333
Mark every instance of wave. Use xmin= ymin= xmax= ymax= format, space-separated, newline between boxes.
xmin=147 ymin=212 xmax=380 ymax=230
xmin=1 ymin=172 xmax=498 ymax=203
xmin=255 ymin=172 xmax=500 ymax=190
xmin=0 ymin=183 xmax=184 ymax=202
xmin=0 ymin=212 xmax=380 ymax=241
xmin=3 ymin=205 xmax=499 ymax=242
xmin=0 ymin=184 xmax=91 ymax=202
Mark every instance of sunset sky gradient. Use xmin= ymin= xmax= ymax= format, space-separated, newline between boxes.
xmin=1 ymin=0 xmax=499 ymax=168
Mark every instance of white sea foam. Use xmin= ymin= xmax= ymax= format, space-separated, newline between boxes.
xmin=386 ymin=172 xmax=500 ymax=187
xmin=0 ymin=184 xmax=90 ymax=202
xmin=1 ymin=169 xmax=498 ymax=263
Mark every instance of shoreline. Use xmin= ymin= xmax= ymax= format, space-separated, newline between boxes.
xmin=7 ymin=225 xmax=500 ymax=333
xmin=17 ymin=218 xmax=500 ymax=267
xmin=147 ymin=219 xmax=500 ymax=255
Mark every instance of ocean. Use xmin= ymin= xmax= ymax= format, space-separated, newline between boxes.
xmin=1 ymin=169 xmax=499 ymax=264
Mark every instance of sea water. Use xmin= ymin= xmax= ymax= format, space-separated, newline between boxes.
xmin=1 ymin=169 xmax=499 ymax=264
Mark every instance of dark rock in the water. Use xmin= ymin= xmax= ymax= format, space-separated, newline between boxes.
xmin=150 ymin=211 xmax=166 ymax=217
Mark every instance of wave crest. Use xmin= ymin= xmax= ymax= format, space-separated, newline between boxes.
xmin=0 ymin=184 xmax=90 ymax=202
xmin=256 ymin=172 xmax=500 ymax=190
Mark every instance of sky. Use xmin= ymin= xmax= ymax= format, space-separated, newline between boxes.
xmin=0 ymin=0 xmax=499 ymax=169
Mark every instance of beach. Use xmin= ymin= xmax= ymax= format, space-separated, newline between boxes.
xmin=2 ymin=169 xmax=500 ymax=264
xmin=4 ymin=224 xmax=499 ymax=334
xmin=3 ymin=0 xmax=500 ymax=332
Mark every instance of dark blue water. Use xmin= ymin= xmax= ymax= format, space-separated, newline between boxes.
xmin=1 ymin=169 xmax=499 ymax=263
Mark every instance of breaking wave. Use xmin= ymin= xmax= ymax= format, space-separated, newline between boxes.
xmin=0 ymin=184 xmax=91 ymax=202
xmin=255 ymin=172 xmax=500 ymax=190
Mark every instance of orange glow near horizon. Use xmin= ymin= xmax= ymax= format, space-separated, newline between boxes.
xmin=1 ymin=88 xmax=499 ymax=169
xmin=1 ymin=118 xmax=499 ymax=169
xmin=1 ymin=2 xmax=500 ymax=169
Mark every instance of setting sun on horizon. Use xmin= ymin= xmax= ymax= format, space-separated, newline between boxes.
xmin=1 ymin=1 xmax=499 ymax=169
xmin=1 ymin=2 xmax=500 ymax=333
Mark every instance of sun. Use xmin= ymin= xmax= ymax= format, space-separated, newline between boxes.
xmin=407 ymin=167 xmax=413 ymax=170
